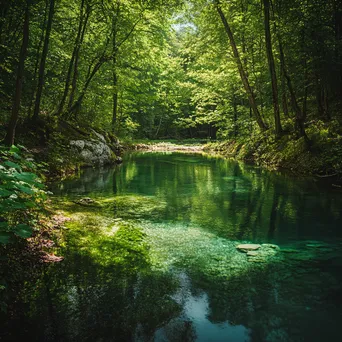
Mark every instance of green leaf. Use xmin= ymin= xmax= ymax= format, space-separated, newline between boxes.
xmin=15 ymin=183 xmax=35 ymax=195
xmin=9 ymin=145 xmax=20 ymax=154
xmin=3 ymin=161 xmax=21 ymax=170
xmin=0 ymin=232 xmax=11 ymax=244
xmin=14 ymin=172 xmax=37 ymax=183
xmin=14 ymin=224 xmax=32 ymax=238
xmin=0 ymin=188 xmax=12 ymax=197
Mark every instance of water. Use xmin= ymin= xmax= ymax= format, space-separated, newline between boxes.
xmin=2 ymin=152 xmax=342 ymax=341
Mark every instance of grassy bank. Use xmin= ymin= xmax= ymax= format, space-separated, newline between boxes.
xmin=204 ymin=120 xmax=342 ymax=183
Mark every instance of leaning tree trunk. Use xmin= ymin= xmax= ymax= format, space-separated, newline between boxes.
xmin=4 ymin=4 xmax=29 ymax=146
xmin=215 ymin=1 xmax=267 ymax=131
xmin=32 ymin=0 xmax=55 ymax=121
xmin=263 ymin=0 xmax=282 ymax=137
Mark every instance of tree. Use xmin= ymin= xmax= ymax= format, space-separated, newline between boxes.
xmin=214 ymin=0 xmax=267 ymax=131
xmin=4 ymin=2 xmax=30 ymax=146
xmin=263 ymin=0 xmax=282 ymax=137
xmin=32 ymin=0 xmax=55 ymax=121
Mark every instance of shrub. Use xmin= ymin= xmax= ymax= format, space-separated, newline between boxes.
xmin=0 ymin=145 xmax=47 ymax=244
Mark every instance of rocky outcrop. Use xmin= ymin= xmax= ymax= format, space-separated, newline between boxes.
xmin=70 ymin=130 xmax=121 ymax=166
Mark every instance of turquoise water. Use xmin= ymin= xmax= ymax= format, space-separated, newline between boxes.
xmin=2 ymin=152 xmax=342 ymax=341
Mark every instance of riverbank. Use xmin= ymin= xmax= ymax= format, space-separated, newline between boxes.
xmin=203 ymin=133 xmax=342 ymax=186
xmin=124 ymin=120 xmax=342 ymax=185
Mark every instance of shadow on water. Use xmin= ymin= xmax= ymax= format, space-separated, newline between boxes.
xmin=2 ymin=152 xmax=342 ymax=341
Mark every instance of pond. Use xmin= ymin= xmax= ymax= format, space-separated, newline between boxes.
xmin=3 ymin=152 xmax=342 ymax=341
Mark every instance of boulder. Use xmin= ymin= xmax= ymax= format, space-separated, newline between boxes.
xmin=70 ymin=139 xmax=115 ymax=166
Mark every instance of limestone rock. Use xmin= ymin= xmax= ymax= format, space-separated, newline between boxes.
xmin=70 ymin=139 xmax=114 ymax=166
xmin=247 ymin=251 xmax=259 ymax=257
xmin=236 ymin=244 xmax=261 ymax=252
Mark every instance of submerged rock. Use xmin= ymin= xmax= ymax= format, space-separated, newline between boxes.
xmin=236 ymin=244 xmax=261 ymax=252
xmin=262 ymin=243 xmax=280 ymax=250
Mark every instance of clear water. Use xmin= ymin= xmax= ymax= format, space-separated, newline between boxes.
xmin=3 ymin=152 xmax=342 ymax=341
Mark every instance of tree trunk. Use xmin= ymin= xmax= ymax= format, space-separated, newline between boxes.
xmin=67 ymin=58 xmax=104 ymax=117
xmin=32 ymin=0 xmax=55 ymax=121
xmin=4 ymin=4 xmax=29 ymax=146
xmin=111 ymin=4 xmax=120 ymax=132
xmin=333 ymin=0 xmax=342 ymax=95
xmin=27 ymin=0 xmax=48 ymax=118
xmin=263 ymin=0 xmax=282 ymax=137
xmin=111 ymin=6 xmax=119 ymax=131
xmin=112 ymin=63 xmax=118 ymax=131
xmin=233 ymin=93 xmax=238 ymax=138
xmin=215 ymin=1 xmax=267 ymax=131
xmin=278 ymin=38 xmax=309 ymax=142
xmin=56 ymin=0 xmax=85 ymax=116
xmin=68 ymin=3 xmax=91 ymax=110
xmin=280 ymin=66 xmax=289 ymax=118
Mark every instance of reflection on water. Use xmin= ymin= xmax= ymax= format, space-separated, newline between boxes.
xmin=155 ymin=271 xmax=251 ymax=342
xmin=2 ymin=152 xmax=342 ymax=341
xmin=54 ymin=152 xmax=342 ymax=243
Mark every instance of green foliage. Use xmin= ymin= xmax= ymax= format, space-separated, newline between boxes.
xmin=0 ymin=145 xmax=47 ymax=244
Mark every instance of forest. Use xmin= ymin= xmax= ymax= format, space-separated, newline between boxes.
xmin=0 ymin=0 xmax=341 ymax=143
xmin=1 ymin=0 xmax=342 ymax=341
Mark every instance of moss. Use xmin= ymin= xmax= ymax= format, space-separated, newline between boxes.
xmin=204 ymin=121 xmax=342 ymax=178
xmin=53 ymin=196 xmax=153 ymax=269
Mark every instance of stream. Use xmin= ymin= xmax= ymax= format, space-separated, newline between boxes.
xmin=3 ymin=152 xmax=342 ymax=341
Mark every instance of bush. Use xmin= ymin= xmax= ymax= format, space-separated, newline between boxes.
xmin=0 ymin=145 xmax=47 ymax=244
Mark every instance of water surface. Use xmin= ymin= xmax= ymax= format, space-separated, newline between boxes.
xmin=3 ymin=152 xmax=342 ymax=341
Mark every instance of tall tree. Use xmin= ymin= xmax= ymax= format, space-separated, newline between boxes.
xmin=263 ymin=0 xmax=282 ymax=136
xmin=214 ymin=0 xmax=267 ymax=131
xmin=32 ymin=0 xmax=55 ymax=121
xmin=56 ymin=0 xmax=86 ymax=117
xmin=67 ymin=0 xmax=92 ymax=110
xmin=4 ymin=2 xmax=29 ymax=146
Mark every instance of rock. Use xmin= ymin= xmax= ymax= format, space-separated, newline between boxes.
xmin=91 ymin=129 xmax=106 ymax=143
xmin=247 ymin=251 xmax=259 ymax=257
xmin=74 ymin=197 xmax=97 ymax=206
xmin=70 ymin=139 xmax=114 ymax=166
xmin=42 ymin=253 xmax=64 ymax=263
xmin=236 ymin=244 xmax=261 ymax=252
xmin=69 ymin=128 xmax=122 ymax=166
xmin=261 ymin=243 xmax=280 ymax=250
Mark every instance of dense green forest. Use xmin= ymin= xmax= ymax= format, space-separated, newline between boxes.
xmin=1 ymin=0 xmax=341 ymax=143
